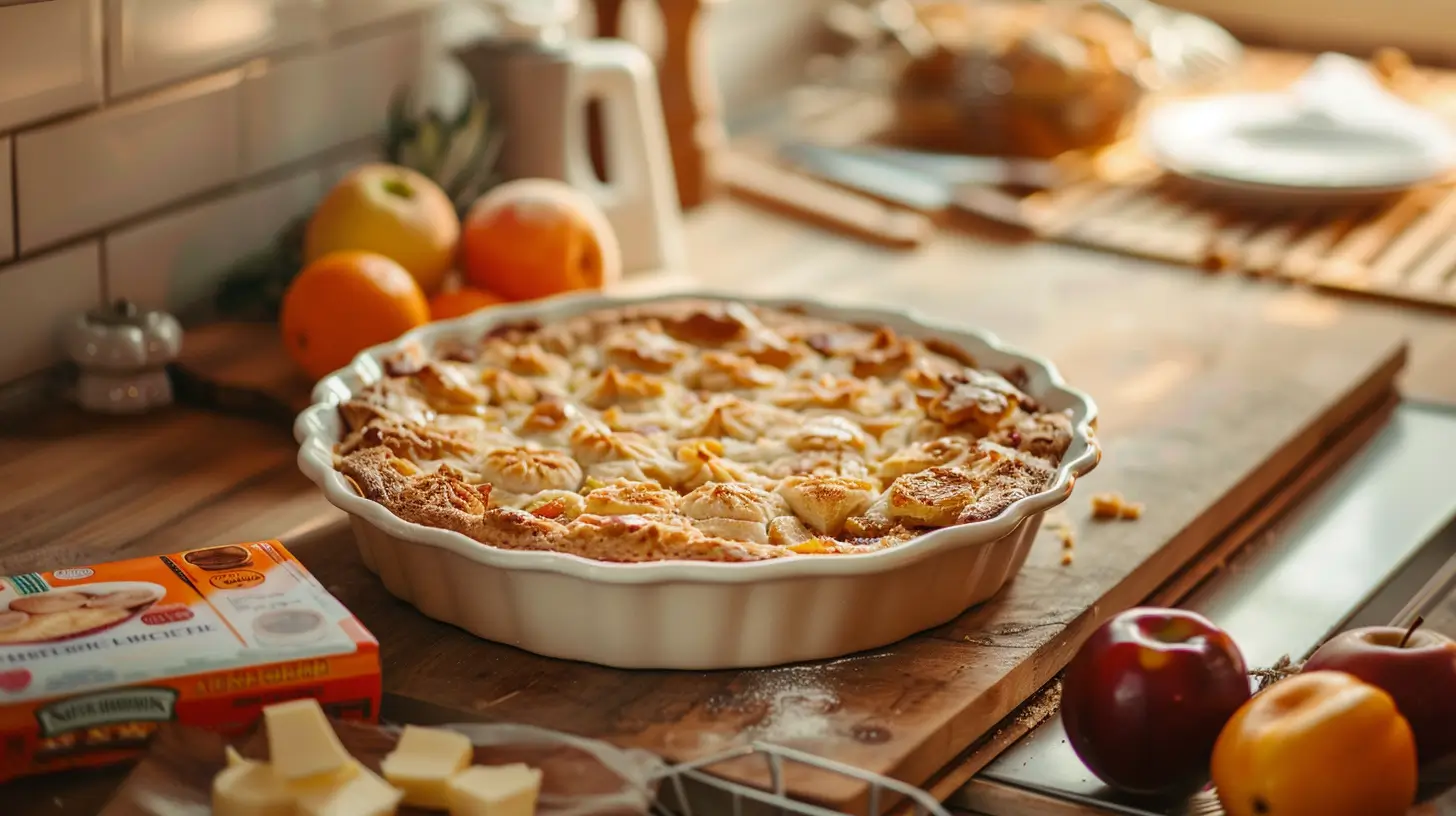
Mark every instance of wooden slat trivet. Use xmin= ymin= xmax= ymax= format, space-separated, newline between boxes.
xmin=1018 ymin=176 xmax=1456 ymax=313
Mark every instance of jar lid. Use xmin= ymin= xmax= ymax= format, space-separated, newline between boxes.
xmin=85 ymin=299 xmax=150 ymax=328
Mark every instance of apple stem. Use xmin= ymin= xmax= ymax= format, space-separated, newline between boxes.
xmin=1399 ymin=616 xmax=1424 ymax=648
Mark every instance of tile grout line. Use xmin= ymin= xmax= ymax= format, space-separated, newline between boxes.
xmin=0 ymin=6 xmax=436 ymax=142
xmin=0 ymin=10 xmax=436 ymax=276
xmin=7 ymin=136 xmax=15 ymax=262
xmin=0 ymin=134 xmax=379 ymax=278
xmin=99 ymin=0 xmax=113 ymax=109
xmin=97 ymin=233 xmax=109 ymax=305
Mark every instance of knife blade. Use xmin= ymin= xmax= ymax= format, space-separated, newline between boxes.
xmin=776 ymin=142 xmax=1050 ymax=230
xmin=833 ymin=144 xmax=1067 ymax=189
xmin=780 ymin=142 xmax=1065 ymax=195
xmin=777 ymin=142 xmax=958 ymax=212
xmin=718 ymin=152 xmax=936 ymax=249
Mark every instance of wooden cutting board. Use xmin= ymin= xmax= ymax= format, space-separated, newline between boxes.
xmin=169 ymin=321 xmax=316 ymax=422
xmin=274 ymin=329 xmax=1408 ymax=814
xmin=0 ymin=188 xmax=1431 ymax=815
xmin=133 ymin=255 xmax=1414 ymax=813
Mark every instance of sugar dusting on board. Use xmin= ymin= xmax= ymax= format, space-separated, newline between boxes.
xmin=734 ymin=655 xmax=891 ymax=744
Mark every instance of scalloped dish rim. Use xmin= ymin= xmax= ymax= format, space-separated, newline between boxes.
xmin=294 ymin=289 xmax=1101 ymax=584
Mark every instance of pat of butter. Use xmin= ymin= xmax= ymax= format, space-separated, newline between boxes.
xmin=295 ymin=760 xmax=404 ymax=816
xmin=264 ymin=698 xmax=353 ymax=782
xmin=447 ymin=763 xmax=543 ymax=816
xmin=225 ymin=746 xmax=246 ymax=768
xmin=381 ymin=724 xmax=475 ymax=809
xmin=212 ymin=756 xmax=293 ymax=816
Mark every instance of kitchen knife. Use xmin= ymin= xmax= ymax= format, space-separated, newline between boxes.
xmin=779 ymin=141 xmax=1066 ymax=195
xmin=831 ymin=144 xmax=1067 ymax=190
xmin=718 ymin=151 xmax=936 ymax=249
xmin=775 ymin=142 xmax=1061 ymax=231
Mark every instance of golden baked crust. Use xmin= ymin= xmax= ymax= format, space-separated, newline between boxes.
xmin=332 ymin=299 xmax=1074 ymax=563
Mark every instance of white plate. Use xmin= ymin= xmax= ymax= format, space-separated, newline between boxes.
xmin=1143 ymin=55 xmax=1456 ymax=204
xmin=294 ymin=290 xmax=1101 ymax=669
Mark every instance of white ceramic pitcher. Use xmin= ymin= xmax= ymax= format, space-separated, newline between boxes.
xmin=457 ymin=0 xmax=685 ymax=275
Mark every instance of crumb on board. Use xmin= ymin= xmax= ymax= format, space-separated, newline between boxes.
xmin=1091 ymin=492 xmax=1143 ymax=521
xmin=1044 ymin=511 xmax=1078 ymax=565
xmin=1199 ymin=246 xmax=1234 ymax=272
xmin=1054 ymin=524 xmax=1076 ymax=549
xmin=1042 ymin=512 xmax=1077 ymax=544
xmin=1372 ymin=47 xmax=1414 ymax=87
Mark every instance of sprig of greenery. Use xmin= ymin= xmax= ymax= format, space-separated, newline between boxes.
xmin=384 ymin=82 xmax=504 ymax=219
xmin=213 ymin=214 xmax=309 ymax=322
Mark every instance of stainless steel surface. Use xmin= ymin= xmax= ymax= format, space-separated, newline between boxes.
xmin=1097 ymin=0 xmax=1244 ymax=85
xmin=954 ymin=401 xmax=1456 ymax=816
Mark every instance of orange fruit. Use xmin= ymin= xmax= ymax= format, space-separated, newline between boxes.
xmin=458 ymin=178 xmax=621 ymax=302
xmin=304 ymin=164 xmax=460 ymax=295
xmin=280 ymin=251 xmax=430 ymax=381
xmin=428 ymin=286 xmax=507 ymax=321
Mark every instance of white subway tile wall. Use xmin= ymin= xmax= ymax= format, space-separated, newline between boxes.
xmin=106 ymin=171 xmax=323 ymax=315
xmin=0 ymin=242 xmax=102 ymax=384
xmin=0 ymin=0 xmax=104 ymax=133
xmin=239 ymin=50 xmax=337 ymax=176
xmin=321 ymin=144 xmax=388 ymax=189
xmin=0 ymin=137 xmax=12 ymax=261
xmin=0 ymin=0 xmax=434 ymax=385
xmin=329 ymin=26 xmax=428 ymax=147
xmin=324 ymin=0 xmax=440 ymax=34
xmin=104 ymin=0 xmax=317 ymax=98
xmin=17 ymin=71 xmax=244 ymax=253
xmin=240 ymin=21 xmax=424 ymax=177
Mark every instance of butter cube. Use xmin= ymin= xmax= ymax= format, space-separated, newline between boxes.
xmin=212 ymin=756 xmax=294 ymax=816
xmin=381 ymin=725 xmax=475 ymax=809
xmin=447 ymin=763 xmax=543 ymax=816
xmin=295 ymin=760 xmax=404 ymax=816
xmin=263 ymin=698 xmax=353 ymax=782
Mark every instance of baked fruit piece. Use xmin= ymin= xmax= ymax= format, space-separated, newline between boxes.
xmin=332 ymin=299 xmax=1075 ymax=563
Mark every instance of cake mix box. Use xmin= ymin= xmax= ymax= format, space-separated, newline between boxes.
xmin=0 ymin=540 xmax=381 ymax=782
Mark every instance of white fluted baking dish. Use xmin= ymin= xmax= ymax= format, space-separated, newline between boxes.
xmin=294 ymin=290 xmax=1100 ymax=669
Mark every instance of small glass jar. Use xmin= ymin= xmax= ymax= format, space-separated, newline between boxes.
xmin=61 ymin=299 xmax=183 ymax=414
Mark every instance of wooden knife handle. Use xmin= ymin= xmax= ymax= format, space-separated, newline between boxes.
xmin=718 ymin=152 xmax=935 ymax=250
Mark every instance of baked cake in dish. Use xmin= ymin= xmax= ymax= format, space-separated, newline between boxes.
xmin=332 ymin=298 xmax=1075 ymax=563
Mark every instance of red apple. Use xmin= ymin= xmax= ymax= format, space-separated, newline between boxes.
xmin=1302 ymin=617 xmax=1456 ymax=765
xmin=1061 ymin=607 xmax=1252 ymax=798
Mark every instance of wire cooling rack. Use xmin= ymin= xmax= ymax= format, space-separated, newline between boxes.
xmin=650 ymin=742 xmax=951 ymax=816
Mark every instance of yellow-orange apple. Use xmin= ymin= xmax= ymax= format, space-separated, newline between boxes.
xmin=304 ymin=164 xmax=460 ymax=295
xmin=458 ymin=178 xmax=621 ymax=302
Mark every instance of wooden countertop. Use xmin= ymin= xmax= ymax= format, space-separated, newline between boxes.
xmin=3 ymin=199 xmax=1456 ymax=813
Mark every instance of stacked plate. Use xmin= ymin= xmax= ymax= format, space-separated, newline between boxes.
xmin=1143 ymin=54 xmax=1456 ymax=207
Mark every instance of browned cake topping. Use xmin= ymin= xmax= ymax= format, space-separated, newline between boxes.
xmin=332 ymin=299 xmax=1075 ymax=563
